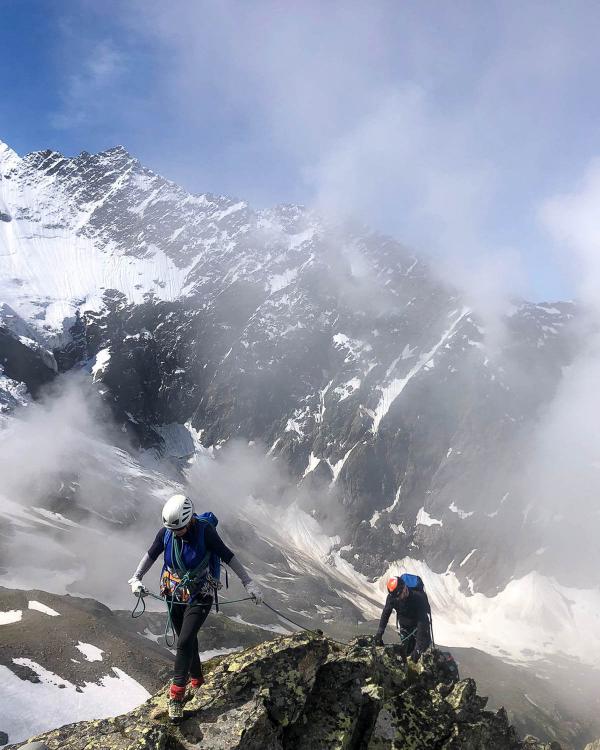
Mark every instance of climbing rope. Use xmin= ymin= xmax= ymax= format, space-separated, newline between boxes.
xmin=131 ymin=585 xmax=255 ymax=646
xmin=261 ymin=601 xmax=349 ymax=645
xmin=262 ymin=602 xmax=418 ymax=650
xmin=133 ymin=587 xmax=418 ymax=652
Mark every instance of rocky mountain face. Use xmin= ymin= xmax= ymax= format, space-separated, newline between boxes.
xmin=1 ymin=139 xmax=599 ymax=622
xmin=0 ymin=305 xmax=57 ymax=413
xmin=1 ymin=137 xmax=585 ymax=594
xmin=8 ymin=633 xmax=562 ymax=750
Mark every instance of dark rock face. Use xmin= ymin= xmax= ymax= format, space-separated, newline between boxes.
xmin=12 ymin=634 xmax=559 ymax=750
xmin=0 ymin=305 xmax=57 ymax=400
xmin=80 ymin=271 xmax=583 ymax=592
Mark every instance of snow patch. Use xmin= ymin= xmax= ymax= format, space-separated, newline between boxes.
xmin=303 ymin=452 xmax=321 ymax=477
xmin=383 ymin=484 xmax=403 ymax=514
xmin=31 ymin=507 xmax=81 ymax=528
xmin=0 ymin=609 xmax=22 ymax=625
xmin=449 ymin=502 xmax=474 ymax=520
xmin=228 ymin=614 xmax=293 ymax=635
xmin=537 ymin=305 xmax=562 ymax=315
xmin=91 ymin=348 xmax=111 ymax=381
xmin=332 ymin=334 xmax=371 ymax=363
xmin=459 ymin=549 xmax=478 ymax=567
xmin=0 ymin=659 xmax=150 ymax=746
xmin=76 ymin=642 xmax=104 ymax=662
xmin=288 ymin=227 xmax=315 ymax=249
xmin=141 ymin=628 xmax=162 ymax=644
xmin=213 ymin=200 xmax=247 ymax=221
xmin=333 ymin=377 xmax=361 ymax=401
xmin=199 ymin=646 xmax=242 ymax=660
xmin=285 ymin=418 xmax=304 ymax=436
xmin=416 ymin=508 xmax=443 ymax=527
xmin=269 ymin=267 xmax=298 ymax=293
xmin=28 ymin=601 xmax=60 ymax=617
xmin=328 ymin=442 xmax=359 ymax=483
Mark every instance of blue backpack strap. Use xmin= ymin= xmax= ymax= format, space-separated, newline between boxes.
xmin=192 ymin=513 xmax=222 ymax=607
xmin=162 ymin=527 xmax=172 ymax=572
xmin=187 ymin=513 xmax=217 ymax=580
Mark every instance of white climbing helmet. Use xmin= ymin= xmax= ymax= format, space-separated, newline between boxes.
xmin=162 ymin=494 xmax=194 ymax=530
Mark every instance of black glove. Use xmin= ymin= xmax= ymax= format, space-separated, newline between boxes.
xmin=374 ymin=634 xmax=384 ymax=647
xmin=410 ymin=648 xmax=420 ymax=663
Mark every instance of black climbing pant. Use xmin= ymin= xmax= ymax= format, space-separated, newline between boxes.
xmin=170 ymin=596 xmax=213 ymax=687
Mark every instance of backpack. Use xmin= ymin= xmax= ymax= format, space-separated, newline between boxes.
xmin=161 ymin=512 xmax=224 ymax=606
xmin=400 ymin=573 xmax=425 ymax=592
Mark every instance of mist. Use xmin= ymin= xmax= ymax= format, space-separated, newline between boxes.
xmin=0 ymin=375 xmax=179 ymax=607
xmin=516 ymin=161 xmax=600 ymax=579
xmin=0 ymin=374 xmax=346 ymax=610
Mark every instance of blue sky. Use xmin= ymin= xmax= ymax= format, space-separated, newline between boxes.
xmin=3 ymin=0 xmax=600 ymax=302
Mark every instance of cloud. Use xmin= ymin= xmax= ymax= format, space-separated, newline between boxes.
xmin=40 ymin=1 xmax=600 ymax=304
xmin=0 ymin=375 xmax=179 ymax=607
xmin=51 ymin=41 xmax=126 ymax=130
xmin=513 ymin=160 xmax=600 ymax=577
xmin=539 ymin=158 xmax=600 ymax=311
xmin=125 ymin=0 xmax=581 ymax=315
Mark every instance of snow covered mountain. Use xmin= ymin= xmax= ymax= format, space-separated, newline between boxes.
xmin=1 ymin=137 xmax=599 ymax=679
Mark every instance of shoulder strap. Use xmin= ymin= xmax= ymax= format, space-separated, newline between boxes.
xmin=187 ymin=520 xmax=212 ymax=579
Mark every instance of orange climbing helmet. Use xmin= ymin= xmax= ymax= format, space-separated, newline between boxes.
xmin=386 ymin=576 xmax=406 ymax=594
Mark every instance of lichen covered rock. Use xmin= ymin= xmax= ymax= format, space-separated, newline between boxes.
xmin=10 ymin=634 xmax=561 ymax=750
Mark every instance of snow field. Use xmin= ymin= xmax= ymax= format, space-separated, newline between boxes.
xmin=0 ymin=659 xmax=149 ymax=747
xmin=247 ymin=499 xmax=600 ymax=667
xmin=0 ymin=143 xmax=190 ymax=341
xmin=379 ymin=557 xmax=600 ymax=666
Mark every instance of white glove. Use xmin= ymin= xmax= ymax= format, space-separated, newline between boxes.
xmin=245 ymin=580 xmax=263 ymax=605
xmin=128 ymin=576 xmax=145 ymax=596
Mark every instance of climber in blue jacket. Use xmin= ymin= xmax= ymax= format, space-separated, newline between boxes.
xmin=128 ymin=494 xmax=263 ymax=721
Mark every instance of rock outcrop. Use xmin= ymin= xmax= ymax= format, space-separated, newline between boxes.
xmin=11 ymin=634 xmax=561 ymax=750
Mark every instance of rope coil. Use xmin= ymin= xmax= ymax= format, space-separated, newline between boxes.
xmin=131 ymin=586 xmax=254 ymax=646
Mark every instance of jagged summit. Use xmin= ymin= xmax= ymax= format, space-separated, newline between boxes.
xmin=8 ymin=634 xmax=560 ymax=750
xmin=0 ymin=140 xmax=20 ymax=172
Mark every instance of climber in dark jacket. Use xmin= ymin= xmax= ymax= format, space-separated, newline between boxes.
xmin=374 ymin=576 xmax=431 ymax=661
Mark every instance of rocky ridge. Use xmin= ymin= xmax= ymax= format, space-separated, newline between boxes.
xmin=10 ymin=634 xmax=561 ymax=750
